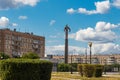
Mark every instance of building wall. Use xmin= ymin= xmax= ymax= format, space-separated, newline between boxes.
xmin=53 ymin=54 xmax=120 ymax=65
xmin=0 ymin=28 xmax=45 ymax=58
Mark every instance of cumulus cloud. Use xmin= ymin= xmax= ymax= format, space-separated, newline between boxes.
xmin=46 ymin=21 xmax=120 ymax=55
xmin=0 ymin=16 xmax=18 ymax=28
xmin=46 ymin=43 xmax=120 ymax=55
xmin=79 ymin=0 xmax=111 ymax=14
xmin=0 ymin=0 xmax=39 ymax=10
xmin=93 ymin=43 xmax=120 ymax=54
xmin=0 ymin=17 xmax=9 ymax=27
xmin=12 ymin=23 xmax=18 ymax=27
xmin=49 ymin=20 xmax=56 ymax=26
xmin=18 ymin=16 xmax=28 ymax=20
xmin=69 ymin=21 xmax=119 ymax=43
xmin=67 ymin=8 xmax=76 ymax=14
xmin=67 ymin=0 xmax=110 ymax=15
xmin=46 ymin=45 xmax=85 ymax=55
xmin=94 ymin=0 xmax=110 ymax=14
xmin=95 ymin=21 xmax=118 ymax=31
xmin=113 ymin=0 xmax=120 ymax=8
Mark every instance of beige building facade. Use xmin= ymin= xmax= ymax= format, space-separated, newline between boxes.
xmin=53 ymin=54 xmax=120 ymax=65
xmin=0 ymin=28 xmax=45 ymax=58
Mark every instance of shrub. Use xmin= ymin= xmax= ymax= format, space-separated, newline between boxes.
xmin=0 ymin=52 xmax=10 ymax=59
xmin=57 ymin=63 xmax=70 ymax=72
xmin=70 ymin=63 xmax=78 ymax=72
xmin=78 ymin=64 xmax=104 ymax=77
xmin=22 ymin=52 xmax=40 ymax=59
xmin=82 ymin=64 xmax=95 ymax=77
xmin=77 ymin=64 xmax=83 ymax=77
xmin=93 ymin=65 xmax=104 ymax=77
xmin=0 ymin=59 xmax=53 ymax=80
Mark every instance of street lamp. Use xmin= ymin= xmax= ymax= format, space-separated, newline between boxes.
xmin=88 ymin=42 xmax=92 ymax=64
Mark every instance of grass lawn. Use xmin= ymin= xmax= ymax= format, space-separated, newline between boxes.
xmin=51 ymin=72 xmax=120 ymax=80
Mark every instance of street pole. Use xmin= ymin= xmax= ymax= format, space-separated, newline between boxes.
xmin=88 ymin=42 xmax=92 ymax=64
xmin=71 ymin=54 xmax=73 ymax=74
xmin=85 ymin=48 xmax=87 ymax=64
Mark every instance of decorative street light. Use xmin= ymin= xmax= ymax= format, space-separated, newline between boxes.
xmin=64 ymin=25 xmax=71 ymax=64
xmin=88 ymin=42 xmax=92 ymax=64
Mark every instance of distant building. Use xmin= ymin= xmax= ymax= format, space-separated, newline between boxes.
xmin=53 ymin=54 xmax=120 ymax=65
xmin=107 ymin=56 xmax=116 ymax=65
xmin=0 ymin=28 xmax=45 ymax=58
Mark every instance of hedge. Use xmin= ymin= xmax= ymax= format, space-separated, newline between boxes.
xmin=77 ymin=64 xmax=83 ymax=77
xmin=78 ymin=64 xmax=104 ymax=77
xmin=93 ymin=65 xmax=104 ymax=77
xmin=57 ymin=63 xmax=70 ymax=72
xmin=83 ymin=64 xmax=95 ymax=77
xmin=0 ymin=59 xmax=53 ymax=80
xmin=22 ymin=52 xmax=40 ymax=59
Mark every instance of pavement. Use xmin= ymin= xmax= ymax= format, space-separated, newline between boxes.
xmin=102 ymin=72 xmax=120 ymax=78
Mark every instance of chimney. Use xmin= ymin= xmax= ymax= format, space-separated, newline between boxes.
xmin=31 ymin=32 xmax=33 ymax=35
xmin=14 ymin=28 xmax=16 ymax=32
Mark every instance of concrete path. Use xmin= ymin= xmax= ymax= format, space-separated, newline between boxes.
xmin=103 ymin=72 xmax=120 ymax=78
xmin=52 ymin=77 xmax=80 ymax=80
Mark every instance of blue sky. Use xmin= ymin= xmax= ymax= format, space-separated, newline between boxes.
xmin=0 ymin=0 xmax=120 ymax=55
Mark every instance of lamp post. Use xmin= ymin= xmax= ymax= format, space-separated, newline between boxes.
xmin=88 ymin=42 xmax=92 ymax=64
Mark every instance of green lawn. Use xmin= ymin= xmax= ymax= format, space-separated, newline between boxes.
xmin=51 ymin=72 xmax=120 ymax=80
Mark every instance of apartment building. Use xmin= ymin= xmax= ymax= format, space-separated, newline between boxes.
xmin=0 ymin=28 xmax=45 ymax=58
xmin=53 ymin=54 xmax=120 ymax=65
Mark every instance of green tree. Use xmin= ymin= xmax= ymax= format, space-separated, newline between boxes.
xmin=0 ymin=52 xmax=10 ymax=59
xmin=22 ymin=52 xmax=40 ymax=59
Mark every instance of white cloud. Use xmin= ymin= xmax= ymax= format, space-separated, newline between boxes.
xmin=0 ymin=0 xmax=40 ymax=10
xmin=78 ymin=0 xmax=110 ymax=15
xmin=95 ymin=21 xmax=118 ymax=31
xmin=95 ymin=0 xmax=110 ymax=14
xmin=12 ymin=23 xmax=18 ymax=27
xmin=49 ymin=20 xmax=56 ymax=26
xmin=69 ymin=21 xmax=119 ymax=43
xmin=18 ymin=16 xmax=28 ymax=20
xmin=46 ymin=43 xmax=120 ymax=55
xmin=67 ymin=8 xmax=76 ymax=14
xmin=0 ymin=16 xmax=18 ymax=28
xmin=78 ymin=8 xmax=97 ymax=15
xmin=0 ymin=17 xmax=9 ymax=27
xmin=113 ymin=0 xmax=120 ymax=8
xmin=67 ymin=0 xmax=110 ymax=15
xmin=46 ymin=45 xmax=85 ymax=55
xmin=93 ymin=43 xmax=120 ymax=54
xmin=15 ymin=0 xmax=39 ymax=6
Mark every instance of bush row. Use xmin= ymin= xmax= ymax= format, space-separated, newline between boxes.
xmin=57 ymin=63 xmax=78 ymax=72
xmin=78 ymin=64 xmax=104 ymax=77
xmin=0 ymin=59 xmax=53 ymax=80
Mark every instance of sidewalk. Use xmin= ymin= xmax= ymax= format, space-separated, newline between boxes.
xmin=103 ymin=72 xmax=120 ymax=78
